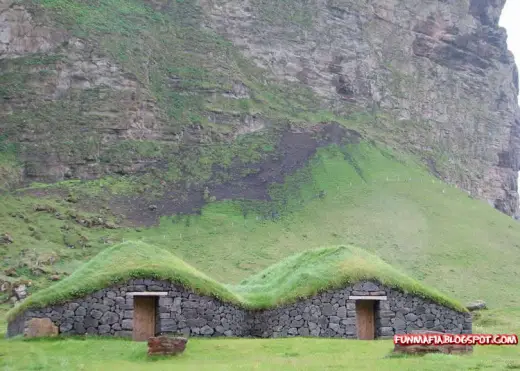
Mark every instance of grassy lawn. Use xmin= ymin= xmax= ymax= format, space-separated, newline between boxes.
xmin=0 ymin=307 xmax=518 ymax=371
xmin=0 ymin=337 xmax=517 ymax=371
xmin=0 ymin=313 xmax=518 ymax=371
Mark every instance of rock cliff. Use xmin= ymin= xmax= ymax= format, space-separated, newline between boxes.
xmin=1 ymin=0 xmax=519 ymax=216
xmin=200 ymin=0 xmax=520 ymax=215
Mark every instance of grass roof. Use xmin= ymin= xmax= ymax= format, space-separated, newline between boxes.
xmin=6 ymin=241 xmax=467 ymax=321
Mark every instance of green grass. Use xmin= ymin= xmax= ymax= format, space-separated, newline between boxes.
xmin=230 ymin=245 xmax=467 ymax=311
xmin=5 ymin=241 xmax=467 ymax=321
xmin=2 ymin=142 xmax=520 ymax=315
xmin=0 ymin=308 xmax=519 ymax=371
xmin=2 ymin=306 xmax=518 ymax=371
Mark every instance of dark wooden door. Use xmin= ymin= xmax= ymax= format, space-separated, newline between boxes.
xmin=356 ymin=300 xmax=375 ymax=340
xmin=133 ymin=296 xmax=156 ymax=341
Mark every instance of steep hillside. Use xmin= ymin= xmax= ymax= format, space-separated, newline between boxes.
xmin=201 ymin=0 xmax=520 ymax=215
xmin=1 ymin=0 xmax=520 ymax=216
xmin=1 ymin=0 xmax=520 ymax=320
xmin=1 ymin=143 xmax=520 ymax=311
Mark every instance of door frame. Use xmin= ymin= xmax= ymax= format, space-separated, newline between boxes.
xmin=129 ymin=291 xmax=167 ymax=341
xmin=349 ymin=295 xmax=387 ymax=340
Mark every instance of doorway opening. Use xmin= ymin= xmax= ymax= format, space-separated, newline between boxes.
xmin=130 ymin=291 xmax=167 ymax=341
xmin=355 ymin=300 xmax=376 ymax=340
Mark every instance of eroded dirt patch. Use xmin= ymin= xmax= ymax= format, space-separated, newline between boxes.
xmin=108 ymin=123 xmax=361 ymax=226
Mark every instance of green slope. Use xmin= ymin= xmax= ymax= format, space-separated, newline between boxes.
xmin=91 ymin=143 xmax=520 ymax=308
xmin=6 ymin=241 xmax=467 ymax=321
xmin=2 ymin=142 xmax=520 ymax=317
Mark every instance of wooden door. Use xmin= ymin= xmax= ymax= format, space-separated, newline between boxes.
xmin=133 ymin=296 xmax=156 ymax=341
xmin=356 ymin=300 xmax=375 ymax=340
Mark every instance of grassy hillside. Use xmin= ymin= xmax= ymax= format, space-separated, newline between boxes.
xmin=2 ymin=142 xmax=520 ymax=312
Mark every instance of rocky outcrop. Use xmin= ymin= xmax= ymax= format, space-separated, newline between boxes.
xmin=1 ymin=0 xmax=518 ymax=216
xmin=200 ymin=0 xmax=520 ymax=216
xmin=466 ymin=300 xmax=487 ymax=311
xmin=6 ymin=279 xmax=472 ymax=339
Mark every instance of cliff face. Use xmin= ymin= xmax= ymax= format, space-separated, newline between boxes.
xmin=1 ymin=0 xmax=519 ymax=216
xmin=200 ymin=0 xmax=520 ymax=215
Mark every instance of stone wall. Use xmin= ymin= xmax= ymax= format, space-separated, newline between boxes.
xmin=7 ymin=279 xmax=247 ymax=338
xmin=249 ymin=281 xmax=472 ymax=339
xmin=377 ymin=288 xmax=473 ymax=337
xmin=6 ymin=279 xmax=472 ymax=339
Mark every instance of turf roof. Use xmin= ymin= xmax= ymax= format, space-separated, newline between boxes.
xmin=6 ymin=241 xmax=467 ymax=321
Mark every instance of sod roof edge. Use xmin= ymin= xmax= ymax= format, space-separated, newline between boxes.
xmin=5 ymin=242 xmax=467 ymax=322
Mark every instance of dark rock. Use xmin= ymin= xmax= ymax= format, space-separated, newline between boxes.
xmin=466 ymin=300 xmax=487 ymax=311
xmin=121 ymin=319 xmax=133 ymax=330
xmin=100 ymin=312 xmax=119 ymax=325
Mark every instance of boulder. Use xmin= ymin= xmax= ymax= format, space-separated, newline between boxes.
xmin=0 ymin=233 xmax=13 ymax=244
xmin=4 ymin=267 xmax=17 ymax=277
xmin=25 ymin=318 xmax=59 ymax=338
xmin=466 ymin=300 xmax=486 ymax=311
xmin=147 ymin=336 xmax=188 ymax=356
xmin=13 ymin=284 xmax=27 ymax=300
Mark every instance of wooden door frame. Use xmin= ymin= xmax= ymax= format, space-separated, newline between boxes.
xmin=355 ymin=299 xmax=376 ymax=340
xmin=132 ymin=295 xmax=158 ymax=341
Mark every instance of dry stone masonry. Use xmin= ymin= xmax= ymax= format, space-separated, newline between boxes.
xmin=6 ymin=279 xmax=472 ymax=339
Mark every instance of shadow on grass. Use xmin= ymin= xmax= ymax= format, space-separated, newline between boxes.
xmin=12 ymin=334 xmax=134 ymax=343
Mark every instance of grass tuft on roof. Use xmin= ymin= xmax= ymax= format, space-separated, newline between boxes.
xmin=230 ymin=245 xmax=467 ymax=312
xmin=5 ymin=241 xmax=243 ymax=322
xmin=6 ymin=242 xmax=467 ymax=322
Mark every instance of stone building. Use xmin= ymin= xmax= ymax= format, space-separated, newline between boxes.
xmin=7 ymin=279 xmax=472 ymax=341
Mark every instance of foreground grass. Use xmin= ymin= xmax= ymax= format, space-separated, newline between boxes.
xmin=0 ymin=329 xmax=518 ymax=371
xmin=1 ymin=308 xmax=519 ymax=370
xmin=0 ymin=338 xmax=516 ymax=371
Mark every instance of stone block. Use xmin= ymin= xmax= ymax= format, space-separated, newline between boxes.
xmin=98 ymin=325 xmax=111 ymax=334
xmin=379 ymin=327 xmax=394 ymax=336
xmin=25 ymin=318 xmax=59 ymax=338
xmin=121 ymin=319 xmax=133 ymax=330
xmin=100 ymin=312 xmax=119 ymax=325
